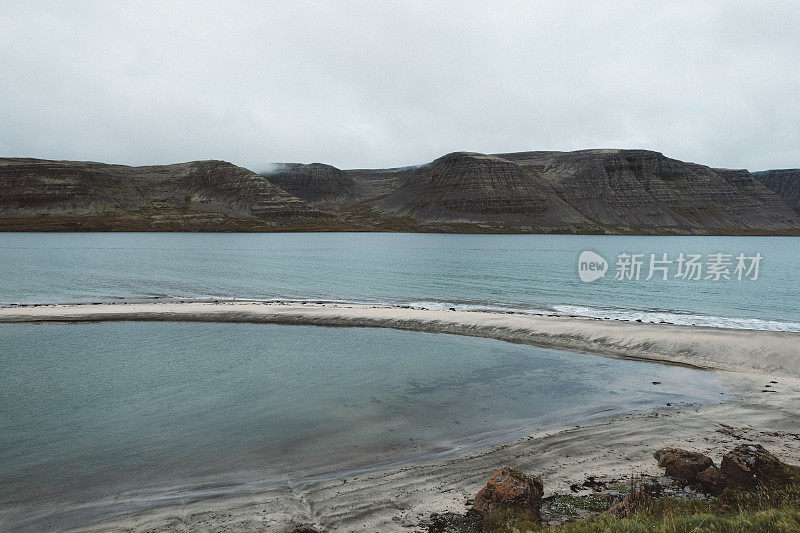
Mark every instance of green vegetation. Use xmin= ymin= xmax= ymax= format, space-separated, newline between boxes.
xmin=481 ymin=508 xmax=542 ymax=532
xmin=553 ymin=507 xmax=800 ymax=532
xmin=546 ymin=494 xmax=612 ymax=515
xmin=434 ymin=469 xmax=800 ymax=532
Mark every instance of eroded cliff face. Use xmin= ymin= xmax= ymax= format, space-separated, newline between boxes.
xmin=375 ymin=152 xmax=589 ymax=231
xmin=0 ymin=158 xmax=333 ymax=230
xmin=752 ymin=169 xmax=800 ymax=214
xmin=261 ymin=163 xmax=356 ymax=204
xmin=368 ymin=149 xmax=800 ymax=234
xmin=2 ymin=151 xmax=799 ymax=234
xmin=492 ymin=149 xmax=800 ymax=234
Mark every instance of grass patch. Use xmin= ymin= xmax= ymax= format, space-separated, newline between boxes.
xmin=428 ymin=511 xmax=483 ymax=533
xmin=554 ymin=507 xmax=800 ymax=532
xmin=450 ymin=469 xmax=800 ymax=532
xmin=546 ymin=494 xmax=612 ymax=515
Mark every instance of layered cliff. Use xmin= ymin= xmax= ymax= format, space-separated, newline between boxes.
xmin=752 ymin=169 xmax=800 ymax=213
xmin=368 ymin=149 xmax=800 ymax=234
xmin=2 ymin=151 xmax=799 ymax=234
xmin=488 ymin=149 xmax=800 ymax=234
xmin=0 ymin=158 xmax=334 ymax=231
xmin=375 ymin=152 xmax=589 ymax=231
xmin=261 ymin=163 xmax=356 ymax=204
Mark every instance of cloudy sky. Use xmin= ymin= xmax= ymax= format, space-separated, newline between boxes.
xmin=1 ymin=1 xmax=798 ymax=171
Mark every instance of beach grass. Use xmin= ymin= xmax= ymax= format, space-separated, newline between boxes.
xmin=440 ymin=468 xmax=800 ymax=532
xmin=552 ymin=507 xmax=800 ymax=532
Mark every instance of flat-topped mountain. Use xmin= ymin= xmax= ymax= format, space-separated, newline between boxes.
xmin=1 ymin=150 xmax=799 ymax=234
xmin=752 ymin=169 xmax=800 ymax=214
xmin=0 ymin=158 xmax=333 ymax=231
xmin=364 ymin=149 xmax=800 ymax=234
xmin=483 ymin=149 xmax=799 ymax=234
xmin=375 ymin=152 xmax=587 ymax=231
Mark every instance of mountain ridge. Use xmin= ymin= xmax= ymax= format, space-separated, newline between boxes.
xmin=1 ymin=150 xmax=799 ymax=234
xmin=752 ymin=169 xmax=800 ymax=214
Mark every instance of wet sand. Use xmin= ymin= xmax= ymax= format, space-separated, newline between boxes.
xmin=66 ymin=372 xmax=800 ymax=532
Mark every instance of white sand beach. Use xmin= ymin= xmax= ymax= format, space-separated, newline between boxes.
xmin=1 ymin=301 xmax=798 ymax=377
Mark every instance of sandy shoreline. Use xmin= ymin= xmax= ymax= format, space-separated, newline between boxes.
xmin=2 ymin=301 xmax=799 ymax=531
xmin=64 ymin=372 xmax=800 ymax=532
xmin=1 ymin=301 xmax=799 ymax=377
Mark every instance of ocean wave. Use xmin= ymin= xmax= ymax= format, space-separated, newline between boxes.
xmin=550 ymin=305 xmax=800 ymax=332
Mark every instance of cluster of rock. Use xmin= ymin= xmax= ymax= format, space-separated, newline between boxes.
xmin=426 ymin=443 xmax=795 ymax=531
xmin=654 ymin=443 xmax=794 ymax=494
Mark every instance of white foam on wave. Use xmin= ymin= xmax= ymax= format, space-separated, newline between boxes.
xmin=178 ymin=296 xmax=800 ymax=332
xmin=551 ymin=305 xmax=800 ymax=332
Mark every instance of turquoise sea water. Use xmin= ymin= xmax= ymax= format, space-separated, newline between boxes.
xmin=0 ymin=322 xmax=726 ymax=531
xmin=0 ymin=232 xmax=798 ymax=330
xmin=0 ymin=232 xmax=794 ymax=530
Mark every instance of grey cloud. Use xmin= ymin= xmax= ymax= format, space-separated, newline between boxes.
xmin=0 ymin=0 xmax=798 ymax=171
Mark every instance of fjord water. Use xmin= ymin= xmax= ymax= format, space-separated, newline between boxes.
xmin=0 ymin=232 xmax=798 ymax=330
xmin=0 ymin=322 xmax=727 ymax=530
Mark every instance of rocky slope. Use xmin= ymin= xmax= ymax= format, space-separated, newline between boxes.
xmin=367 ymin=149 xmax=800 ymax=234
xmin=486 ymin=149 xmax=800 ymax=234
xmin=2 ymin=151 xmax=799 ymax=234
xmin=374 ymin=152 xmax=589 ymax=232
xmin=0 ymin=158 xmax=340 ymax=231
xmin=752 ymin=169 xmax=800 ymax=214
xmin=260 ymin=163 xmax=356 ymax=204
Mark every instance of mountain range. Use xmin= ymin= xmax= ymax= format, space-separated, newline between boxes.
xmin=1 ymin=149 xmax=798 ymax=234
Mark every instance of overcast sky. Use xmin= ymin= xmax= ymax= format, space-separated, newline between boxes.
xmin=1 ymin=1 xmax=798 ymax=171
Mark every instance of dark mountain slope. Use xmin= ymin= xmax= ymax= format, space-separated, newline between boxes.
xmin=490 ymin=149 xmax=800 ymax=234
xmin=261 ymin=163 xmax=356 ymax=204
xmin=752 ymin=169 xmax=800 ymax=213
xmin=374 ymin=152 xmax=590 ymax=231
xmin=345 ymin=166 xmax=418 ymax=200
xmin=0 ymin=158 xmax=337 ymax=231
xmin=2 ymin=150 xmax=799 ymax=234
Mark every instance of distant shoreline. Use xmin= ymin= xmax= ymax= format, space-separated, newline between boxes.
xmin=3 ymin=224 xmax=800 ymax=235
xmin=2 ymin=301 xmax=798 ymax=377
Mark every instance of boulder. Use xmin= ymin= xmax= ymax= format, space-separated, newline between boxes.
xmin=696 ymin=466 xmax=728 ymax=494
xmin=653 ymin=448 xmax=714 ymax=484
xmin=695 ymin=444 xmax=794 ymax=494
xmin=719 ymin=444 xmax=791 ymax=486
xmin=473 ymin=467 xmax=544 ymax=520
